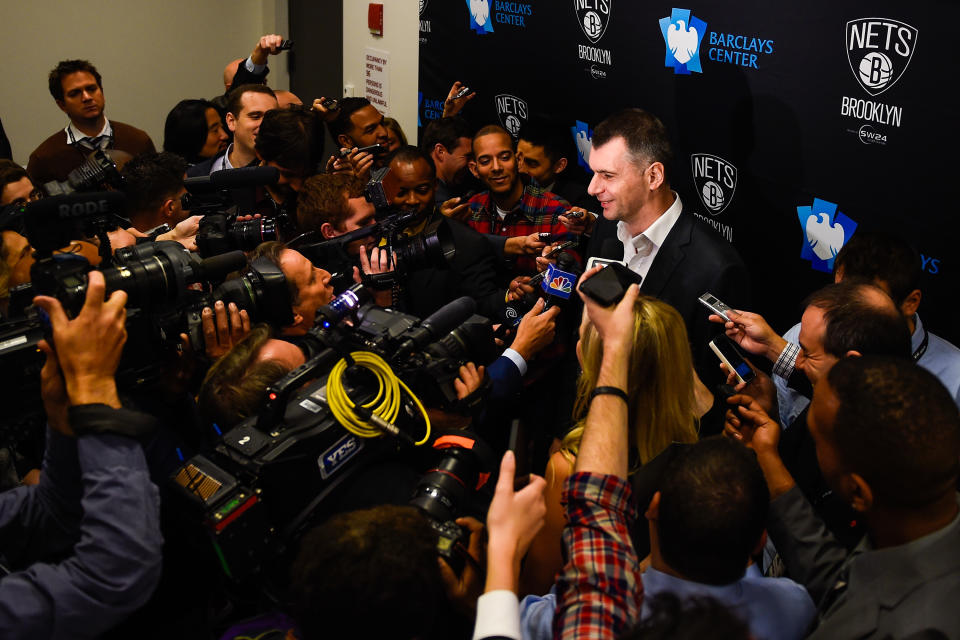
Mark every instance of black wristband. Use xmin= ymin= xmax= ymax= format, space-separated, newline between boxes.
xmin=589 ymin=386 xmax=629 ymax=405
xmin=68 ymin=404 xmax=158 ymax=440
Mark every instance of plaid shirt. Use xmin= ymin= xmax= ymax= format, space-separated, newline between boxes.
xmin=466 ymin=183 xmax=574 ymax=276
xmin=554 ymin=472 xmax=643 ymax=640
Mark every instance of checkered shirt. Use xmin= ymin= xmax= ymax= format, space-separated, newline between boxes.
xmin=466 ymin=183 xmax=574 ymax=275
xmin=554 ymin=472 xmax=643 ymax=640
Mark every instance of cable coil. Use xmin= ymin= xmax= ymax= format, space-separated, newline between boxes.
xmin=324 ymin=350 xmax=431 ymax=445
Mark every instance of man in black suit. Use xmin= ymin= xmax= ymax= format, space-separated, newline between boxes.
xmin=583 ymin=109 xmax=750 ymax=384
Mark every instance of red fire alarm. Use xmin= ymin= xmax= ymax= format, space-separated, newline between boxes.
xmin=368 ymin=4 xmax=384 ymax=36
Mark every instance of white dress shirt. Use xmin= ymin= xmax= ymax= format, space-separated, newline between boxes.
xmin=616 ymin=192 xmax=683 ymax=280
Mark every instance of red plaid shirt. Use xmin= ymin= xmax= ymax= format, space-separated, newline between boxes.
xmin=554 ymin=472 xmax=643 ymax=640
xmin=466 ymin=183 xmax=574 ymax=276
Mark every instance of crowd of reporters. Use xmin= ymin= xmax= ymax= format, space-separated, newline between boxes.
xmin=1 ymin=32 xmax=959 ymax=640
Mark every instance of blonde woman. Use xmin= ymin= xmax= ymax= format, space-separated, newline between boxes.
xmin=520 ymin=284 xmax=702 ymax=596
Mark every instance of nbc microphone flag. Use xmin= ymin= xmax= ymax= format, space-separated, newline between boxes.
xmin=541 ymin=263 xmax=577 ymax=300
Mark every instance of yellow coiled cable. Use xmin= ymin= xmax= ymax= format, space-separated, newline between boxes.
xmin=324 ymin=351 xmax=431 ymax=446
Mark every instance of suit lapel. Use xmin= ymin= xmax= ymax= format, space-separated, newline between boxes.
xmin=640 ymin=212 xmax=692 ymax=297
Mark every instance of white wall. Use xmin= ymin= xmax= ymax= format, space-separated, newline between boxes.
xmin=342 ymin=0 xmax=419 ymax=144
xmin=4 ymin=0 xmax=289 ymax=167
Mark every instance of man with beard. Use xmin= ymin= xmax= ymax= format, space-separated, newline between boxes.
xmin=420 ymin=116 xmax=476 ymax=205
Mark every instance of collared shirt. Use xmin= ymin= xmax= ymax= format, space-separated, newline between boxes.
xmin=774 ymin=313 xmax=960 ymax=427
xmin=210 ymin=144 xmax=236 ymax=173
xmin=616 ymin=192 xmax=683 ymax=280
xmin=64 ymin=118 xmax=113 ymax=151
xmin=640 ymin=565 xmax=815 ymax=640
xmin=466 ymin=183 xmax=573 ymax=275
xmin=554 ymin=472 xmax=643 ymax=640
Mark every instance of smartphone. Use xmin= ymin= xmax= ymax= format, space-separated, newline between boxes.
xmin=579 ymin=262 xmax=643 ymax=306
xmin=698 ymin=292 xmax=735 ymax=323
xmin=507 ymin=419 xmax=530 ymax=489
xmin=340 ymin=143 xmax=388 ymax=158
xmin=709 ymin=335 xmax=756 ymax=385
xmin=453 ymin=85 xmax=472 ymax=99
xmin=544 ymin=240 xmax=576 ymax=258
xmin=278 ymin=39 xmax=294 ymax=50
xmin=586 ymin=256 xmax=625 ymax=270
xmin=564 ymin=210 xmax=585 ymax=219
xmin=321 ymin=97 xmax=340 ymax=110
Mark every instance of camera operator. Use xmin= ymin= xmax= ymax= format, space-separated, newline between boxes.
xmin=0 ymin=271 xmax=162 ymax=639
xmin=249 ymin=240 xmax=334 ymax=337
xmin=377 ymin=146 xmax=505 ymax=320
xmin=120 ymin=152 xmax=201 ymax=249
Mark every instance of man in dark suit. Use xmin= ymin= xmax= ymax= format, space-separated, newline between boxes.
xmin=726 ymin=355 xmax=960 ymax=639
xmin=583 ymin=109 xmax=750 ymax=384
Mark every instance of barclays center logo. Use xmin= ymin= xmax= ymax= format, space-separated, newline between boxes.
xmin=691 ymin=153 xmax=736 ymax=215
xmin=846 ymin=18 xmax=917 ymax=96
xmin=797 ymin=198 xmax=858 ymax=273
xmin=660 ymin=8 xmax=706 ymax=74
xmin=467 ymin=0 xmax=494 ymax=34
xmin=570 ymin=120 xmax=593 ymax=171
xmin=496 ymin=94 xmax=528 ymax=136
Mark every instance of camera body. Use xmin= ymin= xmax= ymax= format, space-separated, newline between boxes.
xmin=171 ymin=297 xmax=499 ymax=581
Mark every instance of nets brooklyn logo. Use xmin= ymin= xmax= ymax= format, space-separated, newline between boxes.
xmin=496 ymin=94 xmax=528 ymax=136
xmin=575 ymin=0 xmax=611 ymax=43
xmin=691 ymin=153 xmax=736 ymax=215
xmin=845 ymin=18 xmax=917 ymax=96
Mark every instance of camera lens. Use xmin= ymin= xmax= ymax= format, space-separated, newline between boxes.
xmin=229 ymin=218 xmax=278 ymax=251
xmin=409 ymin=447 xmax=478 ymax=524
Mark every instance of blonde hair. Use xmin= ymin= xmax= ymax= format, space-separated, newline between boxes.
xmin=562 ymin=295 xmax=699 ymax=466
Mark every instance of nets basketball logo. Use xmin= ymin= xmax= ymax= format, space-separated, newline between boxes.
xmin=574 ymin=0 xmax=611 ymax=43
xmin=419 ymin=0 xmax=428 ymax=14
xmin=691 ymin=153 xmax=736 ymax=216
xmin=845 ymin=18 xmax=918 ymax=96
xmin=496 ymin=94 xmax=528 ymax=137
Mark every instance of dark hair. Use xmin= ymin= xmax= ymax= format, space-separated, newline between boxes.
xmin=803 ymin=282 xmax=911 ymax=359
xmin=592 ymin=108 xmax=674 ymax=182
xmin=621 ymin=593 xmax=751 ymax=640
xmin=834 ymin=231 xmax=922 ymax=307
xmin=473 ymin=124 xmax=515 ymax=150
xmin=388 ymin=145 xmax=436 ymax=181
xmin=198 ymin=325 xmax=291 ymax=428
xmin=255 ymin=107 xmax=322 ymax=173
xmin=163 ymin=99 xmax=218 ymax=164
xmin=0 ymin=159 xmax=28 ymax=190
xmin=327 ymin=97 xmax=374 ymax=144
xmin=420 ymin=116 xmax=473 ymax=155
xmin=290 ymin=505 xmax=442 ymax=640
xmin=48 ymin=59 xmax=102 ymax=102
xmin=519 ymin=117 xmax=574 ymax=165
xmin=656 ymin=437 xmax=769 ymax=585
xmin=120 ymin=152 xmax=187 ymax=218
xmin=249 ymin=241 xmax=300 ymax=305
xmin=224 ymin=83 xmax=277 ymax=118
xmin=297 ymin=173 xmax=366 ymax=232
xmin=827 ymin=355 xmax=960 ymax=508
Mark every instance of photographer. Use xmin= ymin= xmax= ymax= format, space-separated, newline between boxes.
xmin=0 ymin=271 xmax=162 ymax=639
xmin=377 ymin=146 xmax=505 ymax=320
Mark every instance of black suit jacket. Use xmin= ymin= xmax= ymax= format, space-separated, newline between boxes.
xmin=587 ymin=207 xmax=751 ymax=388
